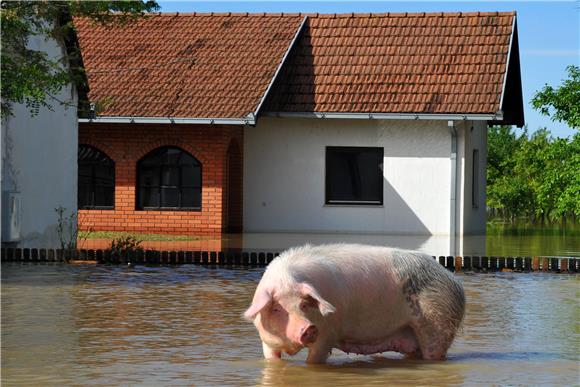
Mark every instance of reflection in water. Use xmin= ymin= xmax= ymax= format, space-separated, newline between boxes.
xmin=2 ymin=264 xmax=578 ymax=386
xmin=80 ymin=222 xmax=580 ymax=257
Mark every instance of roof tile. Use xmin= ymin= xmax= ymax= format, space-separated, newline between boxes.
xmin=75 ymin=14 xmax=304 ymax=118
xmin=76 ymin=12 xmax=516 ymax=118
xmin=265 ymin=12 xmax=515 ymax=114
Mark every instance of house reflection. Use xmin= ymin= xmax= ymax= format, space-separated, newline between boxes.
xmin=81 ymin=232 xmax=487 ymax=257
xmin=225 ymin=233 xmax=486 ymax=257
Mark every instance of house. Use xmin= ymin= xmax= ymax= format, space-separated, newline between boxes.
xmin=74 ymin=12 xmax=524 ymax=252
xmin=1 ymin=22 xmax=79 ymax=249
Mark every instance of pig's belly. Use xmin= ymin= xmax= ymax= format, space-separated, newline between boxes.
xmin=336 ymin=327 xmax=418 ymax=355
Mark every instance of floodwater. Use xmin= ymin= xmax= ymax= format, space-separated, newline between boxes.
xmin=79 ymin=222 xmax=580 ymax=257
xmin=2 ymin=263 xmax=578 ymax=386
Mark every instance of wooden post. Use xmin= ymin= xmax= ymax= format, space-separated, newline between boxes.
xmin=454 ymin=256 xmax=462 ymax=272
xmin=472 ymin=256 xmax=481 ymax=271
xmin=209 ymin=251 xmax=217 ymax=264
xmin=506 ymin=257 xmax=515 ymax=270
xmin=462 ymin=256 xmax=471 ymax=271
xmin=541 ymin=257 xmax=549 ymax=272
xmin=481 ymin=256 xmax=489 ymax=271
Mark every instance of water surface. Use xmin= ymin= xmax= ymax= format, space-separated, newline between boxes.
xmin=2 ymin=264 xmax=578 ymax=386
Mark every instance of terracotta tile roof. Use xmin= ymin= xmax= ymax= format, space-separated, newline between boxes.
xmin=264 ymin=12 xmax=516 ymax=115
xmin=74 ymin=14 xmax=305 ymax=119
xmin=75 ymin=12 xmax=520 ymax=121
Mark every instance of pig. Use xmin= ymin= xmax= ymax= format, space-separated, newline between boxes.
xmin=244 ymin=243 xmax=465 ymax=364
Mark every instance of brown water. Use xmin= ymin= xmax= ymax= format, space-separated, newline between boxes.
xmin=2 ymin=263 xmax=579 ymax=386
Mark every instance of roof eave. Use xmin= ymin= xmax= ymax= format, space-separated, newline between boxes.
xmin=78 ymin=116 xmax=254 ymax=125
xmin=263 ymin=111 xmax=504 ymax=121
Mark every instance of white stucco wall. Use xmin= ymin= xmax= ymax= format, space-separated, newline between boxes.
xmin=244 ymin=117 xmax=454 ymax=235
xmin=457 ymin=120 xmax=488 ymax=236
xmin=1 ymin=32 xmax=78 ymax=248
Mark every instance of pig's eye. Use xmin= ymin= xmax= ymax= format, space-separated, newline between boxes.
xmin=301 ymin=297 xmax=317 ymax=310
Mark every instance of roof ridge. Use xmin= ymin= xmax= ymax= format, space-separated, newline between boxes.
xmin=145 ymin=11 xmax=516 ymax=18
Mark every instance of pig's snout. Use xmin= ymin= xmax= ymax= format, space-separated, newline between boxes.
xmin=300 ymin=325 xmax=318 ymax=345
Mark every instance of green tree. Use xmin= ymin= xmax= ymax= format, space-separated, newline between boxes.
xmin=532 ymin=65 xmax=580 ymax=129
xmin=486 ymin=125 xmax=533 ymax=218
xmin=1 ymin=0 xmax=159 ymax=118
xmin=487 ymin=126 xmax=580 ymax=221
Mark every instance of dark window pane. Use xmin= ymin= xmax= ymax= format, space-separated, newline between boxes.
xmin=326 ymin=147 xmax=383 ymax=204
xmin=181 ymin=165 xmax=201 ymax=187
xmin=78 ymin=145 xmax=114 ymax=209
xmin=78 ymin=184 xmax=91 ymax=208
xmin=94 ymin=186 xmax=114 ymax=207
xmin=181 ymin=188 xmax=201 ymax=208
xmin=137 ymin=147 xmax=202 ymax=210
xmin=165 ymin=148 xmax=182 ymax=164
xmin=161 ymin=166 xmax=179 ymax=186
xmin=94 ymin=165 xmax=114 ymax=183
xmin=161 ymin=187 xmax=179 ymax=207
xmin=78 ymin=165 xmax=93 ymax=180
xmin=139 ymin=167 xmax=159 ymax=187
xmin=140 ymin=187 xmax=159 ymax=208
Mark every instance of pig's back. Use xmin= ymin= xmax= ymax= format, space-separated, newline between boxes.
xmin=269 ymin=244 xmax=455 ymax=338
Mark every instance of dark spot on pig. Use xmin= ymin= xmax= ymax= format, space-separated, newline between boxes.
xmin=402 ymin=276 xmax=429 ymax=297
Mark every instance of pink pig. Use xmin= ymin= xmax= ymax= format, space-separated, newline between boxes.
xmin=244 ymin=244 xmax=465 ymax=364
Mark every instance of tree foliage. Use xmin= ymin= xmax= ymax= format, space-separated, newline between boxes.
xmin=1 ymin=0 xmax=159 ymax=118
xmin=487 ymin=126 xmax=580 ymax=221
xmin=532 ymin=65 xmax=580 ymax=129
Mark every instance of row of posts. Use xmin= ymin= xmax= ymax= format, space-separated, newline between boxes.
xmin=1 ymin=247 xmax=578 ymax=273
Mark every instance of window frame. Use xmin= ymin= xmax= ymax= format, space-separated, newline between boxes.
xmin=136 ymin=146 xmax=202 ymax=211
xmin=325 ymin=146 xmax=384 ymax=206
xmin=78 ymin=144 xmax=115 ymax=210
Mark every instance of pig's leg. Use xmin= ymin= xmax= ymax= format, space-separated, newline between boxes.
xmin=262 ymin=342 xmax=282 ymax=360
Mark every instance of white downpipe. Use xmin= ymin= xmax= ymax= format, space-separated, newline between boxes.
xmin=449 ymin=120 xmax=458 ymax=256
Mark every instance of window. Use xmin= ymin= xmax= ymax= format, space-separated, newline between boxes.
xmin=137 ymin=147 xmax=201 ymax=210
xmin=325 ymin=147 xmax=384 ymax=205
xmin=78 ymin=145 xmax=115 ymax=209
xmin=472 ymin=149 xmax=479 ymax=208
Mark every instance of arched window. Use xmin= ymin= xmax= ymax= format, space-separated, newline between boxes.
xmin=137 ymin=147 xmax=202 ymax=210
xmin=78 ymin=145 xmax=115 ymax=209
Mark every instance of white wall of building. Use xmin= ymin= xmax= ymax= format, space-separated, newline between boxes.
xmin=244 ymin=117 xmax=454 ymax=235
xmin=1 ymin=32 xmax=78 ymax=248
xmin=457 ymin=120 xmax=488 ymax=236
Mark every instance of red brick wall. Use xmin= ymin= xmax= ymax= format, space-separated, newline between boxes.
xmin=78 ymin=123 xmax=243 ymax=236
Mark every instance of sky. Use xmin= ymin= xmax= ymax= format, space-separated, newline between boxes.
xmin=158 ymin=1 xmax=579 ymax=139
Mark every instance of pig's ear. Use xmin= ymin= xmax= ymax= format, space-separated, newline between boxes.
xmin=243 ymin=290 xmax=271 ymax=321
xmin=299 ymin=282 xmax=336 ymax=316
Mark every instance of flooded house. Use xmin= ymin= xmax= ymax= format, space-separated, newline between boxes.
xmin=73 ymin=12 xmax=524 ymax=253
